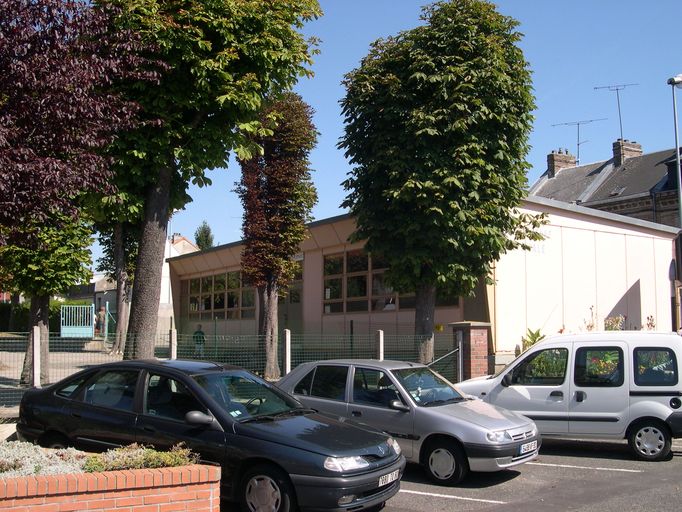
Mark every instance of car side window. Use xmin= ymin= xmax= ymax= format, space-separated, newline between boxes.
xmin=310 ymin=365 xmax=348 ymax=401
xmin=55 ymin=375 xmax=88 ymax=399
xmin=145 ymin=374 xmax=206 ymax=421
xmin=511 ymin=348 xmax=568 ymax=386
xmin=83 ymin=370 xmax=138 ymax=411
xmin=634 ymin=348 xmax=678 ymax=386
xmin=293 ymin=368 xmax=315 ymax=395
xmin=352 ymin=368 xmax=401 ymax=407
xmin=574 ymin=347 xmax=624 ymax=387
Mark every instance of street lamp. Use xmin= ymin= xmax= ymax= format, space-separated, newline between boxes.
xmin=668 ymin=74 xmax=682 ymax=228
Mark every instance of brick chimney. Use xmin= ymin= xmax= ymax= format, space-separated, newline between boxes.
xmin=612 ymin=139 xmax=642 ymax=167
xmin=547 ymin=148 xmax=576 ymax=178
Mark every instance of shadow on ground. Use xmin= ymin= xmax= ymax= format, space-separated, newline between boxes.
xmin=400 ymin=461 xmax=521 ymax=488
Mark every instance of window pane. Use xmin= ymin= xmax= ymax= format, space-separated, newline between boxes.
xmin=289 ymin=286 xmax=301 ymax=304
xmin=512 ymin=348 xmax=568 ymax=386
xmin=324 ymin=302 xmax=343 ymax=314
xmin=241 ymin=309 xmax=255 ymax=319
xmin=226 ymin=271 xmax=240 ymax=289
xmin=372 ymin=273 xmax=393 ymax=296
xmin=242 ymin=289 xmax=255 ymax=308
xmin=189 ymin=296 xmax=199 ymax=312
xmin=634 ymin=348 xmax=678 ymax=386
xmin=435 ymin=287 xmax=459 ymax=307
xmin=201 ymin=295 xmax=211 ymax=311
xmin=311 ymin=366 xmax=348 ymax=400
xmin=214 ymin=274 xmax=226 ymax=292
xmin=347 ymin=251 xmax=368 ymax=273
xmin=145 ymin=375 xmax=206 ymax=420
xmin=56 ymin=375 xmax=87 ymax=399
xmin=201 ymin=277 xmax=212 ymax=294
xmin=324 ymin=278 xmax=342 ymax=300
xmin=346 ymin=300 xmax=368 ymax=312
xmin=353 ymin=368 xmax=400 ymax=407
xmin=294 ymin=369 xmax=315 ymax=395
xmin=346 ymin=275 xmax=367 ymax=298
xmin=84 ymin=370 xmax=138 ymax=411
xmin=399 ymin=295 xmax=415 ymax=310
xmin=575 ymin=347 xmax=623 ymax=387
xmin=292 ymin=261 xmax=303 ymax=281
xmin=324 ymin=254 xmax=343 ymax=276
xmin=372 ymin=297 xmax=397 ymax=311
xmin=213 ymin=293 xmax=225 ymax=310
xmin=371 ymin=253 xmax=389 ymax=271
xmin=190 ymin=279 xmax=200 ymax=294
xmin=227 ymin=291 xmax=239 ymax=309
xmin=227 ymin=310 xmax=239 ymax=320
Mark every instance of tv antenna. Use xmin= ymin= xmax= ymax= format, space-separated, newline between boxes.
xmin=594 ymin=83 xmax=638 ymax=141
xmin=551 ymin=118 xmax=607 ymax=165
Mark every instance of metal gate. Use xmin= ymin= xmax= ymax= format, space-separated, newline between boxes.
xmin=60 ymin=304 xmax=95 ymax=338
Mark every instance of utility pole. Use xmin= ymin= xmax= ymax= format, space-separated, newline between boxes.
xmin=551 ymin=118 xmax=607 ymax=165
xmin=594 ymin=83 xmax=638 ymax=141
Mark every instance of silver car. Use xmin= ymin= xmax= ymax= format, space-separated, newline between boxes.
xmin=277 ymin=360 xmax=541 ymax=485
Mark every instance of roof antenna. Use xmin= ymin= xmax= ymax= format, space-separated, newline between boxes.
xmin=594 ymin=83 xmax=639 ymax=141
xmin=551 ymin=118 xmax=607 ymax=165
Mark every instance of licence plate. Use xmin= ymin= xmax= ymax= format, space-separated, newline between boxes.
xmin=520 ymin=440 xmax=537 ymax=454
xmin=378 ymin=469 xmax=400 ymax=487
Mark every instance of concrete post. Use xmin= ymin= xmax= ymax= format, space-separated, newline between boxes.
xmin=32 ymin=326 xmax=41 ymax=388
xmin=375 ymin=330 xmax=384 ymax=361
xmin=284 ymin=329 xmax=292 ymax=375
xmin=170 ymin=329 xmax=177 ymax=360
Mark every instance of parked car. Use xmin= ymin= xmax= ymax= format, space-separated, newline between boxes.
xmin=17 ymin=359 xmax=405 ymax=512
xmin=457 ymin=332 xmax=682 ymax=461
xmin=276 ymin=359 xmax=540 ymax=485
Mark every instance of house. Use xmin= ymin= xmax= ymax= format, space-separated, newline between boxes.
xmin=167 ymin=196 xmax=678 ymax=366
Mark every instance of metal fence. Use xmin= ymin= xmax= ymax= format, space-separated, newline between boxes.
xmin=0 ymin=329 xmax=461 ymax=407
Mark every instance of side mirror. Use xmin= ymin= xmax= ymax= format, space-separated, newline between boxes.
xmin=185 ymin=410 xmax=214 ymax=426
xmin=389 ymin=400 xmax=410 ymax=412
xmin=501 ymin=373 xmax=513 ymax=388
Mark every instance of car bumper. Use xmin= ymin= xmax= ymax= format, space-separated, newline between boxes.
xmin=466 ymin=435 xmax=541 ymax=472
xmin=290 ymin=456 xmax=405 ymax=512
xmin=15 ymin=423 xmax=43 ymax=444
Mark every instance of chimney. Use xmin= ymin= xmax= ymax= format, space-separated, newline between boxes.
xmin=612 ymin=139 xmax=642 ymax=167
xmin=547 ymin=148 xmax=576 ymax=178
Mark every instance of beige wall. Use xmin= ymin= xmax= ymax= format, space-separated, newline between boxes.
xmin=492 ymin=200 xmax=676 ymax=359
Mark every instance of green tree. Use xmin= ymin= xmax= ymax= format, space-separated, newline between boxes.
xmin=339 ymin=0 xmax=544 ymax=363
xmin=0 ymin=214 xmax=92 ymax=385
xmin=194 ymin=221 xmax=215 ymax=251
xmin=237 ymin=93 xmax=317 ymax=380
xmin=106 ymin=0 xmax=322 ymax=359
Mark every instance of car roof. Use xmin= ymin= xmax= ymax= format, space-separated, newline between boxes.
xmin=299 ymin=359 xmax=427 ymax=371
xmin=537 ymin=331 xmax=682 ymax=345
xmin=88 ymin=358 xmax=245 ymax=376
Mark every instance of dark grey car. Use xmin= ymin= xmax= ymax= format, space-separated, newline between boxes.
xmin=277 ymin=359 xmax=540 ymax=485
xmin=17 ymin=359 xmax=405 ymax=512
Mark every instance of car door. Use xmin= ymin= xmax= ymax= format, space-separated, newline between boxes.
xmin=569 ymin=342 xmax=629 ymax=435
xmin=488 ymin=344 xmax=570 ymax=434
xmin=135 ymin=372 xmax=227 ymax=466
xmin=290 ymin=364 xmax=350 ymax=418
xmin=65 ymin=368 xmax=140 ymax=451
xmin=348 ymin=366 xmax=415 ymax=459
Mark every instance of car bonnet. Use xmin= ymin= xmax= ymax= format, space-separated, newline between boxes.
xmin=425 ymin=398 xmax=532 ymax=431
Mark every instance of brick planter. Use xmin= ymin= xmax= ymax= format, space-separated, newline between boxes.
xmin=0 ymin=464 xmax=220 ymax=512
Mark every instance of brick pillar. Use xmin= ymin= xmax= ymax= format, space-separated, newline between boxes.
xmin=449 ymin=321 xmax=492 ymax=380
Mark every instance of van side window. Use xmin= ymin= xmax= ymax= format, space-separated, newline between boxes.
xmin=574 ymin=347 xmax=624 ymax=387
xmin=634 ymin=348 xmax=678 ymax=386
xmin=511 ymin=348 xmax=568 ymax=385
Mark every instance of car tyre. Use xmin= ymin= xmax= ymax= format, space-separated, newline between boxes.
xmin=39 ymin=432 xmax=70 ymax=449
xmin=422 ymin=438 xmax=468 ymax=485
xmin=628 ymin=420 xmax=672 ymax=461
xmin=240 ymin=464 xmax=296 ymax=512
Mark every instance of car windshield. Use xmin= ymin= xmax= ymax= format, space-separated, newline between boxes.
xmin=392 ymin=367 xmax=464 ymax=407
xmin=194 ymin=370 xmax=305 ymax=422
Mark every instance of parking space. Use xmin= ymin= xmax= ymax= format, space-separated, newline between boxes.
xmin=386 ymin=439 xmax=682 ymax=512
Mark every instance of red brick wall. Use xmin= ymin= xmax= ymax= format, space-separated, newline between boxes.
xmin=0 ymin=464 xmax=220 ymax=512
xmin=459 ymin=324 xmax=492 ymax=380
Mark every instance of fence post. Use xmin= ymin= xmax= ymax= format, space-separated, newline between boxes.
xmin=375 ymin=330 xmax=384 ymax=361
xmin=284 ymin=329 xmax=291 ymax=375
xmin=32 ymin=326 xmax=41 ymax=388
xmin=170 ymin=329 xmax=177 ymax=360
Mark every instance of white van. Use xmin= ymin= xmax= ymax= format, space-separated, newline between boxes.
xmin=457 ymin=332 xmax=682 ymax=461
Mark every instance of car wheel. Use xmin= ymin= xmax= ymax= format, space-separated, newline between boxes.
xmin=423 ymin=439 xmax=468 ymax=485
xmin=40 ymin=432 xmax=70 ymax=449
xmin=628 ymin=420 xmax=672 ymax=461
xmin=240 ymin=464 xmax=295 ymax=512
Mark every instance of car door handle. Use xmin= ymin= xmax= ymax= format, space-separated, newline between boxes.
xmin=351 ymin=410 xmax=362 ymax=417
xmin=549 ymin=391 xmax=563 ymax=398
xmin=576 ymin=391 xmax=587 ymax=402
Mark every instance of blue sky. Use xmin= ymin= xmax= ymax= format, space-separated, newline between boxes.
xmin=162 ymin=1 xmax=682 ymax=248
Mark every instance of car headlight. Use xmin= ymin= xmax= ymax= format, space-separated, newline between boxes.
xmin=324 ymin=456 xmax=370 ymax=472
xmin=387 ymin=437 xmax=402 ymax=455
xmin=486 ymin=430 xmax=513 ymax=443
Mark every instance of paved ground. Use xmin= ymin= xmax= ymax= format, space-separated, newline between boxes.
xmin=0 ymin=422 xmax=16 ymax=441
xmin=385 ymin=438 xmax=682 ymax=512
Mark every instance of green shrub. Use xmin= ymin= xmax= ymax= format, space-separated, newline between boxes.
xmin=521 ymin=328 xmax=545 ymax=351
xmin=83 ymin=443 xmax=198 ymax=473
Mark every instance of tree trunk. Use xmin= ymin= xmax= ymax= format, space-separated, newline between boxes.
xmin=111 ymin=223 xmax=129 ymax=355
xmin=414 ymin=282 xmax=436 ymax=364
xmin=7 ymin=294 xmax=20 ymax=332
xmin=20 ymin=295 xmax=50 ymax=386
xmin=260 ymin=280 xmax=280 ymax=381
xmin=126 ymin=164 xmax=172 ymax=359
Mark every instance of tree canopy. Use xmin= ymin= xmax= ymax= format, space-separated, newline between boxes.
xmin=194 ymin=221 xmax=215 ymax=251
xmin=339 ymin=0 xmax=544 ymax=361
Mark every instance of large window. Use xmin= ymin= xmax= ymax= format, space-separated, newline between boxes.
xmin=634 ymin=348 xmax=678 ymax=386
xmin=185 ymin=271 xmax=256 ymax=321
xmin=574 ymin=347 xmax=624 ymax=387
xmin=511 ymin=348 xmax=568 ymax=386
